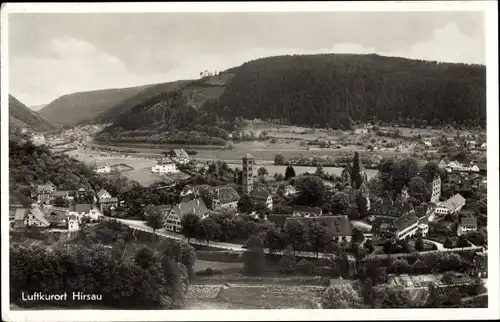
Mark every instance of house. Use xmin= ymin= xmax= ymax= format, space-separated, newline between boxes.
xmin=285 ymin=215 xmax=354 ymax=243
xmin=67 ymin=215 xmax=80 ymax=231
xmin=45 ymin=211 xmax=69 ymax=228
xmin=13 ymin=208 xmax=28 ymax=228
xmin=466 ymin=140 xmax=476 ymax=149
xmin=418 ymin=223 xmax=429 ymax=237
xmin=211 ymin=186 xmax=240 ymax=210
xmin=457 ymin=217 xmax=477 ymax=236
xmin=70 ymin=203 xmax=92 ymax=216
xmin=267 ymin=213 xmax=294 ymax=228
xmin=393 ymin=212 xmax=419 ymax=240
xmin=435 ymin=193 xmax=466 ymax=215
xmin=423 ymin=140 xmax=432 ymax=147
xmin=98 ymin=198 xmax=118 ymax=212
xmin=372 ymin=212 xmax=419 ymax=240
xmin=438 ymin=159 xmax=447 ymax=169
xmin=480 ymin=142 xmax=487 ymax=150
xmin=249 ymin=190 xmax=273 ymax=210
xmin=50 ymin=190 xmax=70 ymax=203
xmin=171 ymin=149 xmax=190 ymax=165
xmin=165 ymin=198 xmax=209 ymax=233
xmin=32 ymin=182 xmax=57 ymax=205
xmin=469 ymin=165 xmax=480 ymax=172
xmin=24 ymin=206 xmax=50 ymax=228
xmin=76 ymin=183 xmax=94 ymax=199
xmin=151 ymin=159 xmax=179 ymax=174
xmin=292 ymin=206 xmax=323 ymax=217
xmin=31 ymin=134 xmax=46 ymax=146
xmin=180 ymin=184 xmax=210 ymax=199
xmin=282 ymin=185 xmax=297 ymax=197
xmin=96 ymin=189 xmax=112 ymax=201
xmin=95 ymin=164 xmax=111 ymax=174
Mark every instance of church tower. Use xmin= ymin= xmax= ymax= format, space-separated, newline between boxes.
xmin=242 ymin=153 xmax=255 ymax=194
xmin=430 ymin=175 xmax=441 ymax=204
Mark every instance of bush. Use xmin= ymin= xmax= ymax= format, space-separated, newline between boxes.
xmin=296 ymin=259 xmax=315 ymax=274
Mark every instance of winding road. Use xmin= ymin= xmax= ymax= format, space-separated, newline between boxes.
xmin=110 ymin=218 xmax=484 ymax=261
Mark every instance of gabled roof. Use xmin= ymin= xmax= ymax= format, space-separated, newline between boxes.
xmin=73 ymin=204 xmax=92 ymax=213
xmin=173 ymin=149 xmax=190 ymax=159
xmin=14 ymin=208 xmax=28 ymax=221
xmin=242 ymin=153 xmax=254 ymax=160
xmin=249 ymin=189 xmax=271 ymax=200
xmin=460 ymin=217 xmax=477 ymax=227
xmin=171 ymin=198 xmax=209 ymax=219
xmin=285 ymin=215 xmax=353 ymax=236
xmin=36 ymin=184 xmax=54 ymax=192
xmin=45 ymin=212 xmax=67 ymax=224
xmin=440 ymin=193 xmax=466 ymax=211
xmin=51 ymin=190 xmax=69 ymax=197
xmin=97 ymin=189 xmax=110 ymax=199
xmin=100 ymin=197 xmax=118 ymax=203
xmin=267 ymin=213 xmax=294 ymax=227
xmin=29 ymin=207 xmax=50 ymax=226
xmin=393 ymin=212 xmax=419 ymax=231
xmin=292 ymin=206 xmax=323 ymax=215
xmin=213 ymin=186 xmax=240 ymax=204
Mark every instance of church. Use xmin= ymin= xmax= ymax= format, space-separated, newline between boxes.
xmin=340 ymin=152 xmax=370 ymax=210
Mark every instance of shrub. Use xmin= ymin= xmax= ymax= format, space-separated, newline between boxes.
xmin=296 ymin=259 xmax=315 ymax=274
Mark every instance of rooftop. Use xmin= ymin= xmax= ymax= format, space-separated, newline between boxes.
xmin=460 ymin=217 xmax=477 ymax=227
xmin=285 ymin=215 xmax=353 ymax=236
xmin=172 ymin=198 xmax=209 ymax=219
xmin=440 ymin=193 xmax=466 ymax=211
xmin=292 ymin=206 xmax=323 ymax=215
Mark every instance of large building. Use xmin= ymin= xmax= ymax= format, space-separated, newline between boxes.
xmin=151 ymin=159 xmax=179 ymax=174
xmin=164 ymin=198 xmax=209 ymax=233
xmin=242 ymin=153 xmax=255 ymax=194
xmin=285 ymin=215 xmax=354 ymax=243
xmin=341 ymin=153 xmax=371 ymax=210
xmin=211 ymin=186 xmax=241 ymax=210
xmin=435 ymin=193 xmax=466 ymax=215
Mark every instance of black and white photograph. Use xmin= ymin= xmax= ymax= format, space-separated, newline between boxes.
xmin=1 ymin=2 xmax=498 ymax=321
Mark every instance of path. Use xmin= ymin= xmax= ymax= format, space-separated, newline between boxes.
xmin=111 ymin=218 xmax=484 ymax=261
xmin=423 ymin=239 xmax=445 ymax=251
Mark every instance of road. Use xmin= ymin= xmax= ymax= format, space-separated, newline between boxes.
xmin=351 ymin=220 xmax=372 ymax=232
xmin=423 ymin=239 xmax=445 ymax=251
xmin=112 ymin=218 xmax=483 ymax=261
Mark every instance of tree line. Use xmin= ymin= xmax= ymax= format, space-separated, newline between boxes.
xmin=203 ymin=54 xmax=486 ymax=129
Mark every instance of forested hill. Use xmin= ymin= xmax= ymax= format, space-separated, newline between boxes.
xmin=39 ymin=84 xmax=157 ymax=126
xmin=9 ymin=95 xmax=56 ymax=132
xmin=205 ymin=54 xmax=486 ymax=128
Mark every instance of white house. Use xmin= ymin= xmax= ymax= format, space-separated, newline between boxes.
xmin=249 ymin=190 xmax=273 ymax=210
xmin=394 ymin=212 xmax=420 ymax=240
xmin=423 ymin=140 xmax=432 ymax=147
xmin=480 ymin=142 xmax=487 ymax=150
xmin=469 ymin=165 xmax=480 ymax=172
xmin=457 ymin=217 xmax=477 ymax=236
xmin=67 ymin=215 xmax=80 ymax=231
xmin=95 ymin=164 xmax=111 ymax=174
xmin=31 ymin=134 xmax=46 ymax=146
xmin=435 ymin=193 xmax=466 ymax=215
xmin=24 ymin=206 xmax=50 ymax=228
xmin=97 ymin=189 xmax=112 ymax=201
xmin=151 ymin=160 xmax=179 ymax=174
xmin=418 ymin=223 xmax=429 ymax=237
xmin=165 ymin=198 xmax=209 ymax=232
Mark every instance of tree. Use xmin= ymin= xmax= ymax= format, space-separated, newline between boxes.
xmin=321 ymin=283 xmax=362 ymax=309
xmin=443 ymin=237 xmax=453 ymax=249
xmin=197 ymin=217 xmax=220 ymax=245
xmin=180 ymin=213 xmax=200 ymax=243
xmin=296 ymin=259 xmax=315 ymax=274
xmin=308 ymin=222 xmax=328 ymax=257
xmin=415 ymin=237 xmax=424 ymax=252
xmin=243 ymin=234 xmax=266 ymax=276
xmin=363 ymin=277 xmax=374 ymax=306
xmin=294 ymin=175 xmax=325 ymax=207
xmin=351 ymin=152 xmax=363 ymax=189
xmin=364 ymin=239 xmax=374 ymax=253
xmin=134 ymin=247 xmax=156 ymax=269
xmin=274 ymin=153 xmax=285 ymax=165
xmin=53 ymin=196 xmax=68 ymax=207
xmin=423 ymin=161 xmax=442 ymax=183
xmin=279 ymin=246 xmax=296 ymax=273
xmin=315 ymin=165 xmax=324 ymax=176
xmin=146 ymin=207 xmax=164 ymax=237
xmin=238 ymin=194 xmax=254 ymax=213
xmin=456 ymin=235 xmax=469 ymax=249
xmin=264 ymin=227 xmax=286 ymax=254
xmin=284 ymin=165 xmax=296 ymax=180
xmin=408 ymin=176 xmax=427 ymax=200
xmin=257 ymin=167 xmax=268 ymax=176
xmin=284 ymin=220 xmax=307 ymax=254
xmin=331 ymin=192 xmax=350 ymax=215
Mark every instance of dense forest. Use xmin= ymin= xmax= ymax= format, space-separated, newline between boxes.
xmin=95 ymin=90 xmax=245 ymax=146
xmin=9 ymin=95 xmax=56 ymax=132
xmin=205 ymin=54 xmax=486 ymax=129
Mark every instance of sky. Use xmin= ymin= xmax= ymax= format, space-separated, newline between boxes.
xmin=8 ymin=11 xmax=486 ymax=107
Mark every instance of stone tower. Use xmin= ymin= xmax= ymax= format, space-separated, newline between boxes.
xmin=430 ymin=175 xmax=441 ymax=204
xmin=242 ymin=153 xmax=255 ymax=194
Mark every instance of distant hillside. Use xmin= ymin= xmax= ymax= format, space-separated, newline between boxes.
xmin=9 ymin=95 xmax=56 ymax=132
xmin=95 ymin=73 xmax=241 ymax=146
xmin=39 ymin=84 xmax=158 ymax=126
xmin=29 ymin=104 xmax=47 ymax=111
xmin=205 ymin=54 xmax=486 ymax=129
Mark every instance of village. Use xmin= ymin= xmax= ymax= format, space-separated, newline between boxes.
xmin=10 ymin=126 xmax=489 ymax=308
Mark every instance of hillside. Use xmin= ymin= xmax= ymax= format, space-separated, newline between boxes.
xmin=29 ymin=104 xmax=47 ymax=111
xmin=9 ymin=95 xmax=56 ymax=132
xmin=95 ymin=73 xmax=241 ymax=146
xmin=205 ymin=54 xmax=486 ymax=129
xmin=39 ymin=84 xmax=158 ymax=126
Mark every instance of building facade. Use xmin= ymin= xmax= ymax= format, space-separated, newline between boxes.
xmin=242 ymin=153 xmax=255 ymax=194
xmin=430 ymin=175 xmax=441 ymax=204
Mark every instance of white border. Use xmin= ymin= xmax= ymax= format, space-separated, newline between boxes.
xmin=1 ymin=1 xmax=499 ymax=321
